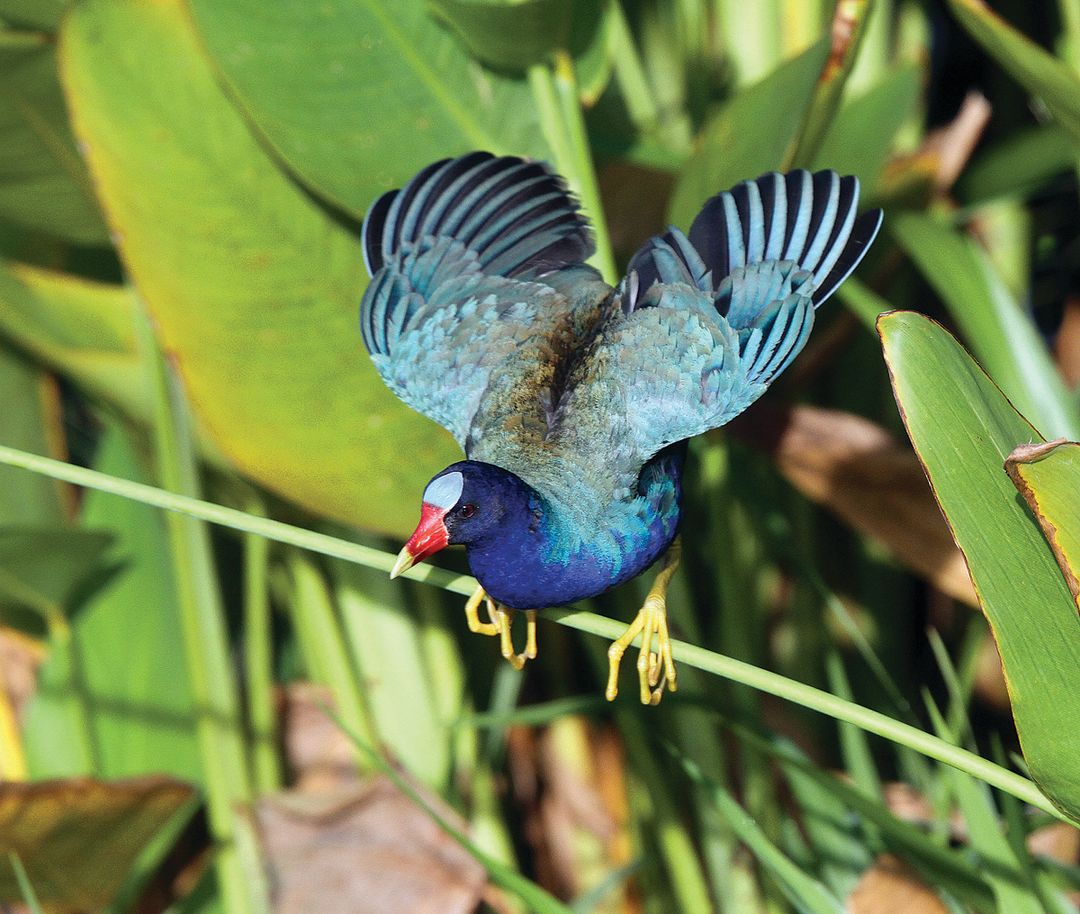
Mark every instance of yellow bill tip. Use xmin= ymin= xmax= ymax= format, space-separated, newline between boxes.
xmin=390 ymin=546 xmax=416 ymax=580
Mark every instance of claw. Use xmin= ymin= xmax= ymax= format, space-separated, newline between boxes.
xmin=606 ymin=539 xmax=681 ymax=705
xmin=464 ymin=585 xmax=538 ymax=671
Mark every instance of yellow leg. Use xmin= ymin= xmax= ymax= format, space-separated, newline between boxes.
xmin=464 ymin=585 xmax=538 ymax=672
xmin=606 ymin=538 xmax=681 ymax=705
xmin=465 ymin=584 xmax=498 ymax=636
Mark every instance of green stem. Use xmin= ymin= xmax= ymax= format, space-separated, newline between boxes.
xmin=528 ymin=53 xmax=618 ymax=283
xmin=242 ymin=495 xmax=282 ymax=794
xmin=134 ymin=312 xmax=269 ymax=914
xmin=608 ymin=1 xmax=661 ymax=134
xmin=0 ymin=441 xmax=1068 ymax=824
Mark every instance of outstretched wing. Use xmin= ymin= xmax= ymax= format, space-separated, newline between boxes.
xmin=552 ymin=170 xmax=882 ymax=494
xmin=359 ymin=152 xmax=600 ymax=448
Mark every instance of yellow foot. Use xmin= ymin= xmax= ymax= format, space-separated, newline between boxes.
xmin=464 ymin=584 xmax=538 ymax=672
xmin=605 ymin=539 xmax=681 ymax=705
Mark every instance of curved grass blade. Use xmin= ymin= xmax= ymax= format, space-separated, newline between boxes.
xmin=0 ymin=441 xmax=1065 ymax=821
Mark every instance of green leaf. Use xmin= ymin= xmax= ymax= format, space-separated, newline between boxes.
xmin=23 ymin=425 xmax=202 ymax=783
xmin=0 ymin=345 xmax=63 ymax=524
xmin=60 ymin=0 xmax=460 ymax=537
xmin=0 ymin=1 xmax=65 ymax=31
xmin=891 ymin=213 xmax=1080 ymax=440
xmin=0 ymin=526 xmax=111 ymax=620
xmin=946 ymin=0 xmax=1080 ymax=142
xmin=0 ymin=261 xmax=150 ymax=421
xmin=0 ymin=37 xmax=108 ymax=243
xmin=186 ymin=0 xmax=553 ymax=216
xmin=791 ymin=0 xmax=875 ymax=166
xmin=427 ymin=0 xmax=580 ymax=71
xmin=1006 ymin=440 xmax=1080 ymax=614
xmin=810 ymin=63 xmax=921 ymax=194
xmin=0 ymin=776 xmax=195 ymax=908
xmin=957 ymin=123 xmax=1079 ymax=205
xmin=668 ymin=38 xmax=829 ymax=227
xmin=879 ymin=311 xmax=1080 ymax=823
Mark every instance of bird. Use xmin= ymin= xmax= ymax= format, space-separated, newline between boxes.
xmin=359 ymin=151 xmax=881 ymax=704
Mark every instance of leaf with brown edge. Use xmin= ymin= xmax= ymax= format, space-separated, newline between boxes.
xmin=730 ymin=404 xmax=977 ymax=606
xmin=1005 ymin=439 xmax=1080 ymax=612
xmin=879 ymin=310 xmax=1080 ymax=824
xmin=0 ymin=775 xmax=196 ymax=908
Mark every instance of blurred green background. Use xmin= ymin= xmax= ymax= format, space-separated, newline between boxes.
xmin=1 ymin=0 xmax=1080 ymax=911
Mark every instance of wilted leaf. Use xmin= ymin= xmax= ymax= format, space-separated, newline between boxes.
xmin=0 ymin=36 xmax=107 ymax=243
xmin=846 ymin=854 xmax=949 ymax=914
xmin=731 ymin=404 xmax=977 ymax=606
xmin=1005 ymin=440 xmax=1080 ymax=612
xmin=1054 ymin=297 xmax=1080 ymax=388
xmin=668 ymin=38 xmax=829 ymax=227
xmin=879 ymin=310 xmax=1080 ymax=823
xmin=0 ymin=775 xmax=196 ymax=908
xmin=187 ymin=0 xmax=552 ymax=216
xmin=282 ymin=682 xmax=358 ymax=793
xmin=255 ymin=777 xmax=486 ymax=914
xmin=60 ymin=0 xmax=461 ymax=536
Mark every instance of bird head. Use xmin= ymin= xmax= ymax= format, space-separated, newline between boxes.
xmin=390 ymin=461 xmax=534 ymax=578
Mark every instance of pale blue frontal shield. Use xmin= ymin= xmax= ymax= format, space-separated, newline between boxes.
xmin=423 ymin=471 xmax=464 ymax=510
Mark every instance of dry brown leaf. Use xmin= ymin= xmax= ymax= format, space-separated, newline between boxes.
xmin=846 ymin=853 xmax=950 ymax=913
xmin=1054 ymin=296 xmax=1080 ymax=388
xmin=1027 ymin=821 xmax=1080 ymax=865
xmin=282 ymin=682 xmax=358 ymax=792
xmin=0 ymin=627 xmax=43 ymax=722
xmin=255 ymin=776 xmax=485 ymax=914
xmin=731 ymin=404 xmax=978 ymax=606
xmin=0 ymin=775 xmax=195 ymax=910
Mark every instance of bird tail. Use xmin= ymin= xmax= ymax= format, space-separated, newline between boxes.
xmin=620 ymin=170 xmax=882 ymax=328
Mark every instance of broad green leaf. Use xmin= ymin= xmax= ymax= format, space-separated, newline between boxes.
xmin=0 ymin=260 xmax=150 ymax=421
xmin=0 ymin=345 xmax=63 ymax=524
xmin=891 ymin=212 xmax=1080 ymax=440
xmin=0 ymin=526 xmax=111 ymax=619
xmin=0 ymin=37 xmax=107 ymax=243
xmin=60 ymin=0 xmax=460 ymax=537
xmin=957 ymin=123 xmax=1078 ymax=205
xmin=1006 ymin=440 xmax=1080 ymax=614
xmin=879 ymin=311 xmax=1080 ymax=823
xmin=0 ymin=1 xmax=64 ymax=31
xmin=0 ymin=776 xmax=195 ymax=908
xmin=428 ymin=0 xmax=579 ymax=71
xmin=668 ymin=38 xmax=829 ymax=227
xmin=811 ymin=64 xmax=921 ymax=194
xmin=23 ymin=426 xmax=202 ymax=782
xmin=791 ymin=0 xmax=875 ymax=166
xmin=947 ymin=0 xmax=1080 ymax=142
xmin=186 ymin=0 xmax=553 ymax=216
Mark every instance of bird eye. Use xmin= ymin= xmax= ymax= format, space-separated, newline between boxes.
xmin=460 ymin=503 xmax=476 ymax=518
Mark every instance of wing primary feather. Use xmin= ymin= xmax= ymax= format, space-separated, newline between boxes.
xmin=812 ymin=208 xmax=883 ymax=305
xmin=782 ymin=170 xmax=812 ymax=261
xmin=810 ymin=175 xmax=857 ymax=285
xmin=801 ymin=171 xmax=840 ymax=272
xmin=361 ymin=190 xmax=395 ymax=276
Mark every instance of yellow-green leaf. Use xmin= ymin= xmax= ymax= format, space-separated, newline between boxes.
xmin=1005 ymin=440 xmax=1080 ymax=613
xmin=0 ymin=776 xmax=195 ymax=908
xmin=59 ymin=0 xmax=460 ymax=536
xmin=879 ymin=310 xmax=1080 ymax=823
